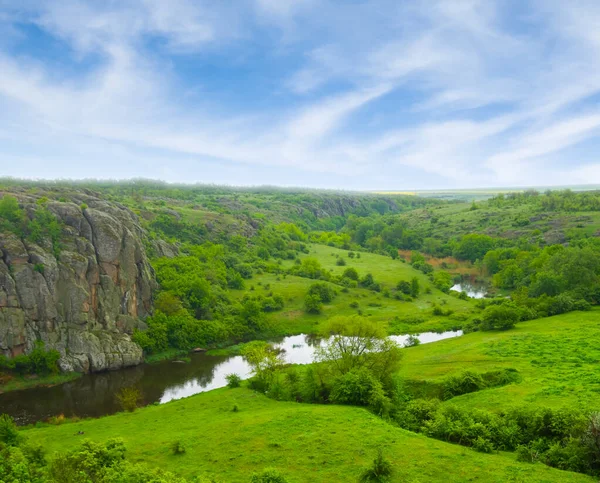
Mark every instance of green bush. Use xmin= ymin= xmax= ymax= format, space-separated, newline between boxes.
xmin=171 ymin=440 xmax=186 ymax=455
xmin=304 ymin=294 xmax=323 ymax=314
xmin=307 ymin=282 xmax=336 ymax=303
xmin=250 ymin=468 xmax=289 ymax=483
xmin=359 ymin=449 xmax=393 ymax=483
xmin=226 ymin=373 xmax=242 ymax=388
xmin=0 ymin=414 xmax=21 ymax=446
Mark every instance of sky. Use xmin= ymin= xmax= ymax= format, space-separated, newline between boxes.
xmin=1 ymin=0 xmax=600 ymax=190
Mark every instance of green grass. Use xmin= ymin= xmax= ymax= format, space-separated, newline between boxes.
xmin=0 ymin=371 xmax=81 ymax=394
xmin=24 ymin=387 xmax=593 ymax=483
xmin=398 ymin=309 xmax=600 ymax=410
xmin=240 ymin=244 xmax=474 ymax=337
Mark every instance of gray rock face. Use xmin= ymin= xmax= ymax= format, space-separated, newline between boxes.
xmin=0 ymin=191 xmax=157 ymax=373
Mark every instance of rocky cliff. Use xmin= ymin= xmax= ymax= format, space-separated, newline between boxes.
xmin=0 ymin=189 xmax=157 ymax=373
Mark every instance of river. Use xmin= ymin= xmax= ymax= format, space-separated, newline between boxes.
xmin=0 ymin=331 xmax=462 ymax=425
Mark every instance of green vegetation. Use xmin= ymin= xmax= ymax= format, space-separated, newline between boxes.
xmin=19 ymin=388 xmax=594 ymax=482
xmin=4 ymin=180 xmax=600 ymax=481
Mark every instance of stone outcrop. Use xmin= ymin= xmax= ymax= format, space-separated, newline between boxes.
xmin=0 ymin=190 xmax=157 ymax=373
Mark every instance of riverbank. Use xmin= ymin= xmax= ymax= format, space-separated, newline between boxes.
xmin=0 ymin=371 xmax=81 ymax=394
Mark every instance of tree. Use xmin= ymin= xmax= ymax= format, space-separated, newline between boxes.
xmin=396 ymin=280 xmax=411 ymax=295
xmin=316 ymin=316 xmax=402 ymax=382
xmin=453 ymin=234 xmax=496 ymax=263
xmin=481 ymin=305 xmax=519 ymax=331
xmin=410 ymin=277 xmax=420 ymax=298
xmin=241 ymin=341 xmax=285 ymax=388
xmin=433 ymin=271 xmax=453 ymax=293
xmin=304 ymin=294 xmax=323 ymax=314
xmin=343 ymin=267 xmax=359 ymax=281
xmin=307 ymin=282 xmax=336 ymax=303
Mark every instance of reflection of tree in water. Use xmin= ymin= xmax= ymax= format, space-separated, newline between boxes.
xmin=304 ymin=333 xmax=324 ymax=348
xmin=143 ymin=353 xmax=225 ymax=396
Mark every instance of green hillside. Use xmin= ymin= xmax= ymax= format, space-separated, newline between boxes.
xmin=24 ymin=388 xmax=593 ymax=483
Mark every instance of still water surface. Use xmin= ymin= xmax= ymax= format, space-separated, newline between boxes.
xmin=0 ymin=331 xmax=461 ymax=425
xmin=450 ymin=282 xmax=488 ymax=299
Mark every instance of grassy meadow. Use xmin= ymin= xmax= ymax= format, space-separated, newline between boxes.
xmin=24 ymin=388 xmax=594 ymax=483
xmin=399 ymin=309 xmax=600 ymax=410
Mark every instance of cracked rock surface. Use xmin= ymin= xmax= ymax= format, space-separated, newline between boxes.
xmin=0 ymin=190 xmax=157 ymax=373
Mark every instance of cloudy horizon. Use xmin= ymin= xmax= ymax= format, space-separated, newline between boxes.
xmin=1 ymin=1 xmax=600 ymax=190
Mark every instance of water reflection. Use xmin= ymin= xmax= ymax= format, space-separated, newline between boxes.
xmin=0 ymin=331 xmax=462 ymax=425
xmin=450 ymin=282 xmax=488 ymax=299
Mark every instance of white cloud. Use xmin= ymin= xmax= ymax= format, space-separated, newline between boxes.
xmin=0 ymin=0 xmax=600 ymax=188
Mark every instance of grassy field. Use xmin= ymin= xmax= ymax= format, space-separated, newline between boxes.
xmin=399 ymin=309 xmax=600 ymax=410
xmin=235 ymin=244 xmax=475 ymax=336
xmin=400 ymin=201 xmax=600 ymax=243
xmin=24 ymin=387 xmax=594 ymax=483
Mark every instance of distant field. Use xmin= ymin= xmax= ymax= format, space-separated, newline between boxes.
xmin=25 ymin=388 xmax=593 ymax=483
xmin=241 ymin=244 xmax=474 ymax=336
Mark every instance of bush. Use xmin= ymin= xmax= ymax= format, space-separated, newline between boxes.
xmin=0 ymin=414 xmax=21 ymax=446
xmin=343 ymin=267 xmax=359 ymax=281
xmin=226 ymin=373 xmax=242 ymax=388
xmin=307 ymin=282 xmax=336 ymax=303
xmin=304 ymin=294 xmax=323 ymax=314
xmin=442 ymin=370 xmax=486 ymax=399
xmin=116 ymin=387 xmax=142 ymax=412
xmin=336 ymin=257 xmax=346 ymax=266
xmin=481 ymin=304 xmax=519 ymax=331
xmin=171 ymin=440 xmax=186 ymax=455
xmin=250 ymin=468 xmax=289 ymax=483
xmin=359 ymin=449 xmax=393 ymax=483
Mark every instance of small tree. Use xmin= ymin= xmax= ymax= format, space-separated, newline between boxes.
xmin=316 ymin=316 xmax=402 ymax=382
xmin=410 ymin=277 xmax=420 ymax=298
xmin=250 ymin=468 xmax=289 ymax=483
xmin=116 ymin=387 xmax=142 ymax=412
xmin=226 ymin=373 xmax=242 ymax=388
xmin=241 ymin=341 xmax=285 ymax=390
xmin=359 ymin=449 xmax=393 ymax=482
xmin=304 ymin=294 xmax=323 ymax=314
xmin=0 ymin=414 xmax=21 ymax=446
xmin=481 ymin=305 xmax=519 ymax=330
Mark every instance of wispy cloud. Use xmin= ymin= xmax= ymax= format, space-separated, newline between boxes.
xmin=0 ymin=0 xmax=599 ymax=188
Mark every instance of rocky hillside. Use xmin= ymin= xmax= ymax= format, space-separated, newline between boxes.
xmin=0 ymin=189 xmax=157 ymax=372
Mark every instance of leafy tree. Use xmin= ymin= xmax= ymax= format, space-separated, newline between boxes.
xmin=481 ymin=305 xmax=519 ymax=331
xmin=307 ymin=282 xmax=336 ymax=303
xmin=241 ymin=341 xmax=284 ymax=389
xmin=453 ymin=234 xmax=496 ymax=262
xmin=410 ymin=277 xmax=420 ymax=298
xmin=304 ymin=294 xmax=323 ymax=314
xmin=342 ymin=267 xmax=359 ymax=281
xmin=316 ymin=316 xmax=402 ymax=382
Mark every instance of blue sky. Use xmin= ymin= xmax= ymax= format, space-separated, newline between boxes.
xmin=1 ymin=0 xmax=600 ymax=190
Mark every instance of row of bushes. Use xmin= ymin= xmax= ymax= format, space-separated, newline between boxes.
xmin=0 ymin=342 xmax=60 ymax=376
xmin=394 ymin=401 xmax=600 ymax=474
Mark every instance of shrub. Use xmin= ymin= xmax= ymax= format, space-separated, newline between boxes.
xmin=404 ymin=335 xmax=420 ymax=347
xmin=442 ymin=370 xmax=486 ymax=400
xmin=336 ymin=257 xmax=346 ymax=266
xmin=171 ymin=440 xmax=186 ymax=455
xmin=250 ymin=468 xmax=289 ymax=483
xmin=473 ymin=436 xmax=495 ymax=453
xmin=0 ymin=414 xmax=21 ymax=446
xmin=343 ymin=267 xmax=359 ymax=281
xmin=359 ymin=449 xmax=393 ymax=483
xmin=304 ymin=294 xmax=323 ymax=314
xmin=307 ymin=282 xmax=336 ymax=303
xmin=481 ymin=304 xmax=519 ymax=331
xmin=116 ymin=387 xmax=142 ymax=412
xmin=226 ymin=373 xmax=242 ymax=388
